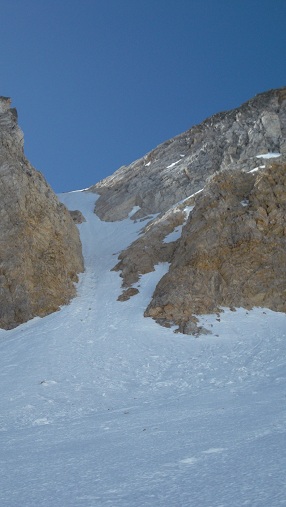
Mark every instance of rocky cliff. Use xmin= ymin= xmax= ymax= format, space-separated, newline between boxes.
xmin=0 ymin=97 xmax=84 ymax=329
xmin=145 ymin=161 xmax=286 ymax=333
xmin=94 ymin=87 xmax=286 ymax=334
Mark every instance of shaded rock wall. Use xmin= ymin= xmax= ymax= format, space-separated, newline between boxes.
xmin=0 ymin=97 xmax=84 ymax=329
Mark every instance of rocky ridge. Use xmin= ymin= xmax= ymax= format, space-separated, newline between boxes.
xmin=91 ymin=87 xmax=286 ymax=221
xmin=92 ymin=87 xmax=286 ymax=334
xmin=0 ymin=97 xmax=84 ymax=329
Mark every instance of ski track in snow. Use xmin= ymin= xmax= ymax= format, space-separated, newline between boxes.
xmin=0 ymin=191 xmax=286 ymax=507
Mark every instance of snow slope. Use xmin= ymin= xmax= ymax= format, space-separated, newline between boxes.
xmin=0 ymin=190 xmax=285 ymax=507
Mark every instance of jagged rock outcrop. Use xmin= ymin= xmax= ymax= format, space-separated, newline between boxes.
xmin=91 ymin=87 xmax=286 ymax=221
xmin=145 ymin=161 xmax=286 ymax=333
xmin=0 ymin=97 xmax=84 ymax=329
xmin=112 ymin=192 xmax=200 ymax=293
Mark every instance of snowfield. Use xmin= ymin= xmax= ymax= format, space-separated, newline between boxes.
xmin=0 ymin=190 xmax=285 ymax=507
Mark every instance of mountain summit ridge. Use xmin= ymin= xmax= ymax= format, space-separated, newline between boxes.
xmin=90 ymin=86 xmax=286 ymax=221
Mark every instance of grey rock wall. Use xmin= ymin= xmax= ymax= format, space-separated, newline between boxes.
xmin=91 ymin=87 xmax=286 ymax=221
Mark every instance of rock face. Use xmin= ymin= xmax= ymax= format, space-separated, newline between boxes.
xmin=0 ymin=97 xmax=84 ymax=329
xmin=92 ymin=86 xmax=286 ymax=334
xmin=91 ymin=87 xmax=286 ymax=221
xmin=112 ymin=193 xmax=199 ymax=291
xmin=145 ymin=161 xmax=286 ymax=333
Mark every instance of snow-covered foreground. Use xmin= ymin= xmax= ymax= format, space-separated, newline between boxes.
xmin=0 ymin=191 xmax=286 ymax=507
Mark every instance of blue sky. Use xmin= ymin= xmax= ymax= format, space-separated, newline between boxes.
xmin=1 ymin=0 xmax=285 ymax=192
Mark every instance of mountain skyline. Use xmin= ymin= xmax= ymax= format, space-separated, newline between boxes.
xmin=1 ymin=0 xmax=285 ymax=192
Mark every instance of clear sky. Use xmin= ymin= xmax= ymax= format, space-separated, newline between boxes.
xmin=1 ymin=0 xmax=285 ymax=192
